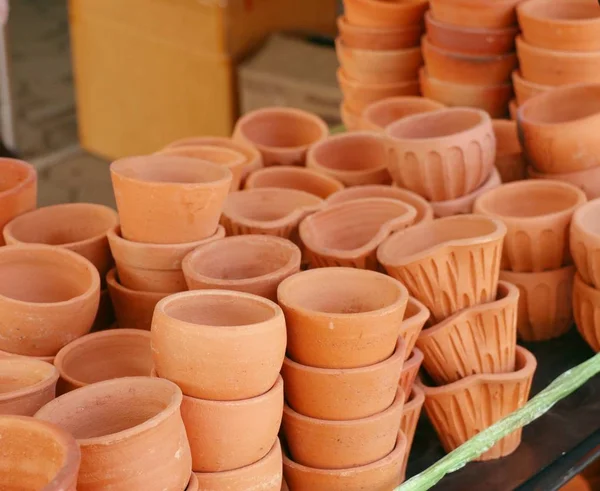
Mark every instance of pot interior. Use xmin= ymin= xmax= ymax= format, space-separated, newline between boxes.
xmin=225 ymin=189 xmax=321 ymax=222
xmin=0 ymin=359 xmax=54 ymax=394
xmin=312 ymin=134 xmax=386 ymax=171
xmin=521 ymin=85 xmax=600 ymax=124
xmin=388 ymin=108 xmax=483 ymax=139
xmin=239 ymin=110 xmax=324 ymax=148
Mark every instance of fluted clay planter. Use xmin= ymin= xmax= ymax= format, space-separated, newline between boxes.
xmin=528 ymin=165 xmax=600 ymax=200
xmin=0 ymin=158 xmax=37 ymax=246
xmin=385 ymin=107 xmax=495 ymax=201
xmin=0 ymin=245 xmax=100 ymax=357
xmin=281 ymin=339 xmax=405 ymax=421
xmin=400 ymin=386 xmax=426 ymax=475
xmin=499 ymin=266 xmax=575 ymax=341
xmin=400 ymin=298 xmax=430 ymax=360
xmin=511 ymin=70 xmax=551 ymax=106
xmin=232 ymin=108 xmax=328 ymax=167
xmin=110 ymin=155 xmax=231 ymax=244
xmin=0 ymin=358 xmax=58 ymax=416
xmin=182 ymin=235 xmax=301 ymax=302
xmin=474 ymin=180 xmax=587 ymax=272
xmin=245 ymin=166 xmax=343 ymax=199
xmin=378 ymin=215 xmax=506 ymax=323
xmin=0 ymin=415 xmax=80 ymax=491
xmin=344 ymin=0 xmax=428 ymax=28
xmin=152 ymin=290 xmax=286 ymax=400
xmin=573 ymin=273 xmax=600 ymax=353
xmin=399 ymin=349 xmax=424 ymax=403
xmin=341 ymin=103 xmax=362 ymax=131
xmin=571 ymin=199 xmax=600 ymax=289
xmin=278 ymin=268 xmax=408 ymax=369
xmin=419 ymin=346 xmax=537 ymax=461
xmin=300 ymin=198 xmax=417 ymax=270
xmin=307 ymin=132 xmax=392 ymax=187
xmin=430 ymin=0 xmax=522 ymax=28
xmin=492 ymin=120 xmax=526 ymax=183
xmin=361 ymin=96 xmax=445 ymax=132
xmin=337 ymin=15 xmax=422 ymax=50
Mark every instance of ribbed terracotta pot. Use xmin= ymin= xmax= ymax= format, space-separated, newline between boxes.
xmin=341 ymin=102 xmax=362 ymax=132
xmin=344 ymin=0 xmax=428 ymax=28
xmin=399 ymin=386 xmax=426 ymax=476
xmin=499 ymin=266 xmax=575 ymax=341
xmin=35 ymin=377 xmax=192 ymax=490
xmin=385 ymin=107 xmax=495 ymax=201
xmin=571 ymin=199 xmax=600 ymax=289
xmin=281 ymin=339 xmax=406 ymax=421
xmin=419 ymin=346 xmax=536 ymax=461
xmin=528 ymin=164 xmax=600 ymax=201
xmin=244 ymin=166 xmax=344 ymax=199
xmin=573 ymin=272 xmax=600 ymax=353
xmin=430 ymin=0 xmax=523 ymax=28
xmin=400 ymin=298 xmax=430 ymax=360
xmin=182 ymin=235 xmax=301 ymax=302
xmin=152 ymin=290 xmax=286 ymax=400
xmin=511 ymin=70 xmax=551 ymax=106
xmin=361 ymin=96 xmax=445 ymax=132
xmin=232 ymin=108 xmax=328 ymax=167
xmin=277 ymin=267 xmax=408 ymax=369
xmin=399 ymin=349 xmax=424 ymax=403
xmin=300 ymin=198 xmax=417 ymax=270
xmin=0 ymin=415 xmax=80 ymax=491
xmin=0 ymin=358 xmax=58 ymax=416
xmin=378 ymin=215 xmax=506 ymax=323
xmin=492 ymin=120 xmax=526 ymax=183
xmin=0 ymin=158 xmax=37 ymax=246
xmin=0 ymin=245 xmax=100 ymax=357
xmin=110 ymin=155 xmax=231 ymax=244
xmin=337 ymin=15 xmax=423 ymax=50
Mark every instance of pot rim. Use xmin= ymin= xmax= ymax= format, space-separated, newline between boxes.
xmin=516 ymin=35 xmax=600 ymax=58
xmin=422 ymin=34 xmax=517 ymax=62
xmin=156 ymin=144 xmax=246 ymax=167
xmin=401 ymin=298 xmax=431 ymax=331
xmin=527 ymin=164 xmax=598 ymax=181
xmin=403 ymin=384 xmax=425 ymax=412
xmin=346 ymin=0 xmax=428 ymax=12
xmin=361 ymin=96 xmax=446 ymax=131
xmin=420 ymin=66 xmax=513 ymax=91
xmin=106 ymin=268 xmax=169 ymax=300
xmin=425 ymin=10 xmax=519 ymax=35
xmin=574 ymin=271 xmax=600 ymax=300
xmin=0 ymin=158 xmax=36 ymax=199
xmin=499 ymin=264 xmax=575 ymax=282
xmin=335 ymin=36 xmax=423 ymax=58
xmin=337 ymin=68 xmax=421 ymax=90
xmin=517 ymin=0 xmax=600 ymax=26
xmin=163 ymin=136 xmax=262 ymax=168
xmin=0 ymin=358 xmax=59 ymax=403
xmin=511 ymin=69 xmax=551 ymax=91
xmin=244 ymin=166 xmax=344 ymax=195
xmin=571 ymin=198 xmax=600 ymax=241
xmin=186 ymin=473 xmax=199 ymax=491
xmin=337 ymin=14 xmax=423 ymax=35
xmin=402 ymin=347 xmax=425 ymax=373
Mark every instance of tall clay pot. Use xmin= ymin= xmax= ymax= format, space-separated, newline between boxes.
xmin=0 ymin=158 xmax=37 ymax=246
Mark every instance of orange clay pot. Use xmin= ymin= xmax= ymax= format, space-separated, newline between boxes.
xmin=110 ymin=155 xmax=231 ymax=244
xmin=232 ymin=108 xmax=328 ymax=167
xmin=385 ymin=107 xmax=495 ymax=201
xmin=571 ymin=199 xmax=600 ymax=289
xmin=340 ymin=102 xmax=362 ymax=131
xmin=337 ymin=15 xmax=423 ymax=50
xmin=0 ymin=415 xmax=80 ymax=491
xmin=399 ymin=386 xmax=426 ymax=476
xmin=182 ymin=235 xmax=301 ymax=302
xmin=152 ymin=290 xmax=286 ymax=400
xmin=35 ymin=377 xmax=192 ymax=491
xmin=378 ymin=215 xmax=506 ymax=323
xmin=528 ymin=165 xmax=600 ymax=201
xmin=307 ymin=132 xmax=391 ymax=186
xmin=53 ymin=329 xmax=152 ymax=394
xmin=300 ymin=198 xmax=417 ymax=270
xmin=399 ymin=348 xmax=424 ymax=403
xmin=277 ymin=268 xmax=408 ymax=369
xmin=400 ymin=298 xmax=430 ymax=360
xmin=0 ymin=358 xmax=58 ymax=416
xmin=281 ymin=339 xmax=405 ymax=421
xmin=0 ymin=245 xmax=100 ymax=357
xmin=0 ymin=158 xmax=37 ymax=246
xmin=492 ymin=120 xmax=526 ymax=182
xmin=361 ymin=96 xmax=445 ymax=132
xmin=344 ymin=0 xmax=428 ymax=28
xmin=430 ymin=0 xmax=523 ymax=29
xmin=499 ymin=266 xmax=575 ymax=341
xmin=419 ymin=346 xmax=536 ymax=461
xmin=244 ymin=166 xmax=343 ymax=199
xmin=511 ymin=70 xmax=551 ymax=106
xmin=573 ymin=272 xmax=600 ymax=353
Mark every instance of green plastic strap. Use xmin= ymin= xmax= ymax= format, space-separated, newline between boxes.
xmin=330 ymin=124 xmax=347 ymax=134
xmin=397 ymin=352 xmax=600 ymax=491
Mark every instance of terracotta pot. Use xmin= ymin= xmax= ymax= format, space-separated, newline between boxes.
xmin=400 ymin=298 xmax=430 ymax=360
xmin=344 ymin=0 xmax=428 ymax=28
xmin=399 ymin=348 xmax=424 ymax=402
xmin=54 ymin=329 xmax=152 ymax=394
xmin=517 ymin=83 xmax=600 ymax=174
xmin=430 ymin=0 xmax=523 ymax=29
xmin=385 ymin=107 xmax=495 ymax=201
xmin=517 ymin=0 xmax=600 ymax=52
xmin=244 ymin=166 xmax=344 ymax=199
xmin=571 ymin=199 xmax=600 ymax=289
xmin=528 ymin=165 xmax=600 ymax=201
xmin=35 ymin=377 xmax=192 ymax=491
xmin=337 ymin=15 xmax=423 ymax=50
xmin=0 ymin=158 xmax=37 ymax=246
xmin=107 ymin=225 xmax=225 ymax=294
xmin=419 ymin=346 xmax=536 ymax=461
xmin=361 ymin=96 xmax=445 ymax=132
xmin=499 ymin=266 xmax=575 ymax=341
xmin=509 ymin=99 xmax=518 ymax=120
xmin=307 ymin=132 xmax=392 ymax=187
xmin=194 ymin=439 xmax=282 ymax=491
xmin=186 ymin=473 xmax=199 ymax=491
xmin=300 ymin=198 xmax=417 ymax=270
xmin=0 ymin=245 xmax=100 ymax=357
xmin=419 ymin=68 xmax=513 ymax=118
xmin=152 ymin=290 xmax=286 ymax=400
xmin=378 ymin=214 xmax=506 ymax=323
xmin=511 ymin=70 xmax=551 ymax=106
xmin=232 ymin=108 xmax=328 ymax=167
xmin=340 ymin=102 xmax=362 ymax=131
xmin=399 ymin=386 xmax=426 ymax=475
xmin=91 ymin=288 xmax=115 ymax=332
xmin=278 ymin=267 xmax=408 ymax=369
xmin=182 ymin=235 xmax=301 ymax=302
xmin=573 ymin=272 xmax=600 ymax=353
xmin=283 ymin=432 xmax=406 ymax=491
xmin=492 ymin=120 xmax=526 ymax=183
xmin=0 ymin=351 xmax=55 ymax=364
xmin=425 ymin=11 xmax=519 ymax=56
xmin=0 ymin=415 xmax=80 ymax=491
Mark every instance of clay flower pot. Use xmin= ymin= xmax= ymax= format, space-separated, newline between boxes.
xmin=400 ymin=298 xmax=430 ymax=360
xmin=0 ymin=415 xmax=80 ymax=491
xmin=107 ymin=225 xmax=225 ymax=294
xmin=283 ymin=388 xmax=404 ymax=470
xmin=307 ymin=132 xmax=392 ymax=186
xmin=152 ymin=290 xmax=286 ymax=400
xmin=337 ymin=15 xmax=423 ymax=50
xmin=517 ymin=0 xmax=600 ymax=52
xmin=341 ymin=102 xmax=362 ymax=132
xmin=377 ymin=214 xmax=506 ymax=323
xmin=419 ymin=346 xmax=537 ymax=461
xmin=54 ymin=329 xmax=152 ymax=394
xmin=400 ymin=386 xmax=426 ymax=474
xmin=528 ymin=165 xmax=600 ymax=201
xmin=399 ymin=348 xmax=424 ymax=402
xmin=0 ymin=245 xmax=100 ymax=357
xmin=573 ymin=272 xmax=600 ymax=353
xmin=385 ymin=107 xmax=495 ymax=202
xmin=499 ymin=266 xmax=575 ymax=341
xmin=430 ymin=0 xmax=523 ymax=29
xmin=35 ymin=377 xmax=192 ymax=491
xmin=0 ymin=158 xmax=37 ymax=246
xmin=281 ymin=339 xmax=406 ymax=421
xmin=492 ymin=120 xmax=526 ymax=183
xmin=0 ymin=358 xmax=58 ymax=416
xmin=182 ymin=235 xmax=301 ymax=302
xmin=361 ymin=96 xmax=445 ymax=132
xmin=244 ymin=166 xmax=344 ymax=199
xmin=232 ymin=108 xmax=328 ymax=167
xmin=571 ymin=199 xmax=600 ymax=289
xmin=511 ymin=70 xmax=551 ymax=106
xmin=110 ymin=155 xmax=231 ymax=244
xmin=277 ymin=267 xmax=409 ymax=369
xmin=300 ymin=198 xmax=417 ymax=270
xmin=343 ymin=0 xmax=428 ymax=28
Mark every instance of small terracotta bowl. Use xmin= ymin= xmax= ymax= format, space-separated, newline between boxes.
xmin=492 ymin=119 xmax=526 ymax=183
xmin=400 ymin=298 xmax=430 ymax=360
xmin=570 ymin=199 xmax=600 ymax=289
xmin=430 ymin=0 xmax=522 ymax=29
xmin=361 ymin=96 xmax=445 ymax=132
xmin=573 ymin=272 xmax=600 ymax=353
xmin=511 ymin=70 xmax=551 ymax=106
xmin=344 ymin=0 xmax=429 ymax=28
xmin=400 ymin=386 xmax=426 ymax=475
xmin=245 ymin=166 xmax=344 ymax=199
xmin=0 ymin=158 xmax=37 ymax=246
xmin=337 ymin=15 xmax=423 ymax=51
xmin=399 ymin=348 xmax=424 ymax=402
xmin=528 ymin=165 xmax=600 ymax=200
xmin=340 ymin=102 xmax=362 ymax=131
